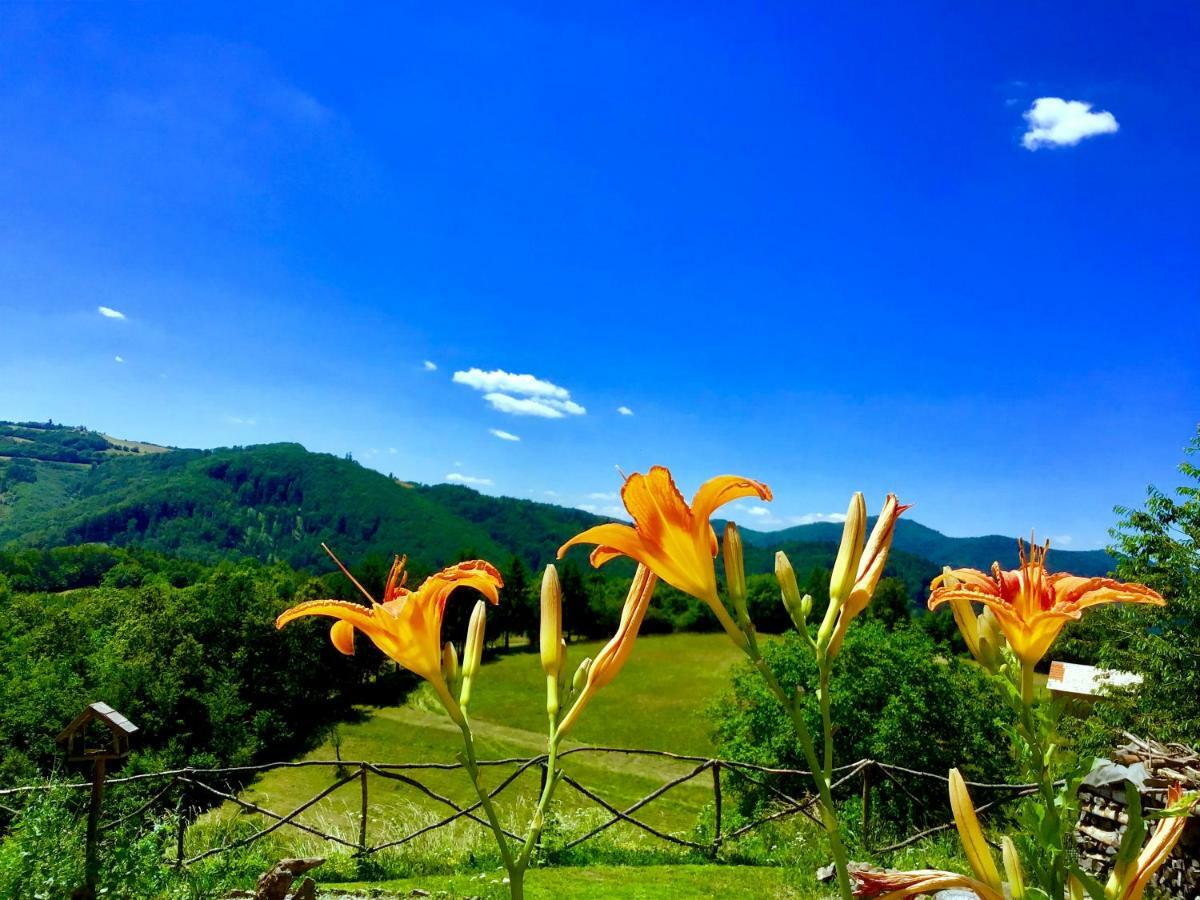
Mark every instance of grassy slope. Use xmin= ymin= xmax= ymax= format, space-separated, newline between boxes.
xmin=222 ymin=634 xmax=745 ymax=841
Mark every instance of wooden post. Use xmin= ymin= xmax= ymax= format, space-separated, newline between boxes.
xmin=358 ymin=765 xmax=369 ymax=854
xmin=84 ymin=756 xmax=107 ymax=896
xmin=174 ymin=779 xmax=187 ymax=869
xmin=861 ymin=762 xmax=873 ymax=848
xmin=711 ymin=760 xmax=722 ymax=857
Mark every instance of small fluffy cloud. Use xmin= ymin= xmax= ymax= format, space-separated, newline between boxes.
xmin=745 ymin=506 xmax=771 ymax=517
xmin=446 ymin=472 xmax=493 ymax=486
xmin=1021 ymin=98 xmax=1119 ymax=150
xmin=454 ymin=367 xmax=586 ymax=418
xmin=226 ymin=415 xmax=257 ymax=426
xmin=489 ymin=428 xmax=521 ymax=442
xmin=423 ymin=360 xmax=438 ymax=371
xmin=617 ymin=406 xmax=634 ymax=416
xmin=586 ymin=492 xmax=616 ymax=500
xmin=98 ymin=306 xmax=126 ymax=319
xmin=114 ymin=355 xmax=125 ymax=364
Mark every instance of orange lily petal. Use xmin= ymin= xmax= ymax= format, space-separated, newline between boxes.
xmin=557 ymin=565 xmax=657 ymax=735
xmin=330 ymin=620 xmax=356 ymax=655
xmin=852 ymin=868 xmax=1005 ymax=900
xmin=690 ymin=474 xmax=773 ymax=533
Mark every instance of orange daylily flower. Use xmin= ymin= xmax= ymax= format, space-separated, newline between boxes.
xmin=852 ymin=868 xmax=1005 ymax=900
xmin=1112 ymin=783 xmax=1197 ymax=900
xmin=928 ymin=538 xmax=1164 ymax=666
xmin=557 ymin=564 xmax=657 ymax=735
xmin=276 ymin=547 xmax=502 ymax=718
xmin=558 ymin=466 xmax=771 ymax=647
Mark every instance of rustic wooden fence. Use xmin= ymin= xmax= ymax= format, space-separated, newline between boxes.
xmin=0 ymin=748 xmax=1044 ymax=867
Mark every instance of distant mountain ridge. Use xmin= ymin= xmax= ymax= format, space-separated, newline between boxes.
xmin=736 ymin=517 xmax=1112 ymax=579
xmin=0 ymin=422 xmax=1115 ymax=578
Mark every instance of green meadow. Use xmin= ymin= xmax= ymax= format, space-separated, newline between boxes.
xmin=212 ymin=633 xmax=749 ymax=847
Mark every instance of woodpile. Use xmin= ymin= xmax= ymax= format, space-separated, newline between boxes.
xmin=1075 ymin=734 xmax=1199 ymax=898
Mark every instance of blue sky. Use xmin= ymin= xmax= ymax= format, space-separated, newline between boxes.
xmin=1 ymin=3 xmax=1197 ymax=549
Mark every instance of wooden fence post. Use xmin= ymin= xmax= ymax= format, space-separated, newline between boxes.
xmin=174 ymin=776 xmax=188 ymax=869
xmin=861 ymin=761 xmax=873 ymax=848
xmin=358 ymin=765 xmax=369 ymax=854
xmin=711 ymin=760 xmax=722 ymax=857
xmin=84 ymin=756 xmax=107 ymax=896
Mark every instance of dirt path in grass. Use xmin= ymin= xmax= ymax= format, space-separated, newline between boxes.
xmin=369 ymin=706 xmax=712 ymax=792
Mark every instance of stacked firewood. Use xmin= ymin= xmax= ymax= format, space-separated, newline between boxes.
xmin=1075 ymin=734 xmax=1199 ymax=898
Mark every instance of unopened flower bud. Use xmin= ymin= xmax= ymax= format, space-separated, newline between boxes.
xmin=572 ymin=657 xmax=593 ymax=694
xmin=723 ymin=523 xmax=749 ymax=626
xmin=829 ymin=492 xmax=866 ymax=605
xmin=540 ymin=565 xmax=564 ymax=677
xmin=776 ymin=551 xmax=801 ymax=607
xmin=462 ymin=601 xmax=486 ymax=681
xmin=977 ymin=606 xmax=1006 ymax=674
xmin=459 ymin=600 xmax=487 ymax=710
xmin=442 ymin=641 xmax=459 ymax=686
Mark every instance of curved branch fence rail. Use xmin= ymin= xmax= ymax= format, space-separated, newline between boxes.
xmin=0 ymin=748 xmax=1042 ymax=869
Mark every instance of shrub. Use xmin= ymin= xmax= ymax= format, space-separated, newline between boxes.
xmin=710 ymin=620 xmax=1016 ymax=830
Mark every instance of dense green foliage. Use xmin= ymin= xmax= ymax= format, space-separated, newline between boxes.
xmin=1057 ymin=428 xmax=1200 ymax=752
xmin=710 ymin=621 xmax=1016 ymax=827
xmin=0 ymin=546 xmax=371 ymax=785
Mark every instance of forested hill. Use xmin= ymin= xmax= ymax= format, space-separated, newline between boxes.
xmin=0 ymin=422 xmax=1114 ymax=577
xmin=737 ymin=517 xmax=1113 ymax=578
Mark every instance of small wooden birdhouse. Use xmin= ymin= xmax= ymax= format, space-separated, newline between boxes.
xmin=56 ymin=702 xmax=138 ymax=762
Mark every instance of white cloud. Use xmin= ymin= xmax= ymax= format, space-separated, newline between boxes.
xmin=226 ymin=415 xmax=257 ymax=426
xmin=454 ymin=367 xmax=586 ymax=418
xmin=543 ymin=490 xmax=560 ymax=498
xmin=790 ymin=512 xmax=848 ymax=525
xmin=617 ymin=405 xmax=634 ymax=416
xmin=1021 ymin=98 xmax=1119 ymax=150
xmin=423 ymin=360 xmax=437 ymax=371
xmin=1052 ymin=534 xmax=1074 ymax=546
xmin=586 ymin=492 xmax=616 ymax=500
xmin=114 ymin=355 xmax=125 ymax=363
xmin=483 ymin=393 xmax=585 ymax=418
xmin=454 ymin=367 xmax=569 ymax=398
xmin=388 ymin=447 xmax=398 ymax=454
xmin=489 ymin=428 xmax=521 ymax=442
xmin=98 ymin=306 xmax=126 ymax=319
xmin=446 ymin=472 xmax=493 ymax=486
xmin=745 ymin=506 xmax=771 ymax=517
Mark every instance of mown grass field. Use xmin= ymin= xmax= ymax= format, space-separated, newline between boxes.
xmin=327 ymin=863 xmax=807 ymax=898
xmin=215 ymin=633 xmax=749 ymax=848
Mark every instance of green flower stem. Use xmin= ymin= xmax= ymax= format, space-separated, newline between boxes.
xmin=1017 ymin=660 xmax=1065 ymax=900
xmin=743 ymin=627 xmax=853 ymax=900
xmin=458 ymin=708 xmax=565 ymax=900
xmin=516 ymin=720 xmax=562 ymax=874
xmin=456 ymin=719 xmax=519 ymax=888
